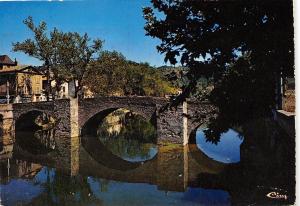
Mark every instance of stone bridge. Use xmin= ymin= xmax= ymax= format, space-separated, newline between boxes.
xmin=0 ymin=96 xmax=216 ymax=151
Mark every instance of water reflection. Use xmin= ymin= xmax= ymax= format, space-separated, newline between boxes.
xmin=195 ymin=128 xmax=243 ymax=163
xmin=0 ymin=115 xmax=295 ymax=205
xmin=95 ymin=109 xmax=157 ymax=162
xmin=0 ymin=160 xmax=231 ymax=206
xmin=87 ymin=177 xmax=231 ymax=206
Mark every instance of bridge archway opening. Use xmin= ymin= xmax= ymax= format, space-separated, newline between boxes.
xmin=16 ymin=110 xmax=46 ymax=131
xmin=15 ymin=110 xmax=57 ymax=155
xmin=188 ymin=123 xmax=243 ymax=164
xmin=81 ymin=108 xmax=158 ymax=164
xmin=81 ymin=108 xmax=157 ymax=141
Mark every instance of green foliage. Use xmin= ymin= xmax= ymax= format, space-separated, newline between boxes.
xmin=84 ymin=51 xmax=127 ymax=96
xmin=51 ymin=31 xmax=103 ymax=96
xmin=157 ymin=66 xmax=188 ymax=88
xmin=143 ymin=0 xmax=294 ymax=99
xmin=13 ymin=17 xmax=52 ymax=64
xmin=13 ymin=17 xmax=178 ymax=98
xmin=13 ymin=16 xmax=103 ymax=97
xmin=84 ymin=51 xmax=177 ymax=97
xmin=157 ymin=66 xmax=213 ymax=100
xmin=128 ymin=63 xmax=177 ymax=96
xmin=143 ymin=0 xmax=294 ymax=138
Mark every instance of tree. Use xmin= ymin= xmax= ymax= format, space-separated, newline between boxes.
xmin=84 ymin=51 xmax=177 ymax=97
xmin=13 ymin=17 xmax=103 ymax=98
xmin=143 ymin=0 xmax=294 ymax=137
xmin=84 ymin=51 xmax=128 ymax=96
xmin=13 ymin=17 xmax=54 ymax=100
xmin=53 ymin=31 xmax=103 ymax=97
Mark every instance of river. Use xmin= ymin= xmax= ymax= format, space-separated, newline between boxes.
xmin=0 ymin=109 xmax=295 ymax=205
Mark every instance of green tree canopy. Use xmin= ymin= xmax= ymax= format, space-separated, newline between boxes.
xmin=143 ymin=0 xmax=294 ymax=137
xmin=84 ymin=51 xmax=128 ymax=96
xmin=13 ymin=16 xmax=103 ymax=98
xmin=84 ymin=51 xmax=177 ymax=97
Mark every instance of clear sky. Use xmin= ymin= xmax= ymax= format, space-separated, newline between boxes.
xmin=0 ymin=0 xmax=166 ymax=67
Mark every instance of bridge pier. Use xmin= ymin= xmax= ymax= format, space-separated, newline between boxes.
xmin=156 ymin=101 xmax=196 ymax=145
xmin=156 ymin=103 xmax=188 ymax=145
xmin=70 ymin=98 xmax=80 ymax=176
xmin=157 ymin=145 xmax=189 ymax=192
xmin=50 ymin=99 xmax=80 ymax=174
xmin=0 ymin=104 xmax=15 ymax=155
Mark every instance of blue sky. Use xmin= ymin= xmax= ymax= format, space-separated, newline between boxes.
xmin=0 ymin=0 xmax=166 ymax=67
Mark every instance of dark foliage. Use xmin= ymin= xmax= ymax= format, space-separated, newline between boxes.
xmin=144 ymin=0 xmax=294 ymax=140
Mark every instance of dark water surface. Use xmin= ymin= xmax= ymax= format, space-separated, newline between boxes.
xmin=196 ymin=129 xmax=243 ymax=163
xmin=0 ymin=111 xmax=295 ymax=206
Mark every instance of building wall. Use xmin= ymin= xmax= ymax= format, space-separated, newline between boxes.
xmin=16 ymin=73 xmax=43 ymax=95
xmin=58 ymin=82 xmax=69 ymax=99
xmin=0 ymin=64 xmax=44 ymax=98
xmin=0 ymin=65 xmax=13 ymax=70
xmin=30 ymin=75 xmax=43 ymax=95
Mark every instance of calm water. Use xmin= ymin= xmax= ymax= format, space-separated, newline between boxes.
xmin=196 ymin=129 xmax=243 ymax=163
xmin=0 ymin=111 xmax=295 ymax=205
xmin=0 ymin=165 xmax=231 ymax=206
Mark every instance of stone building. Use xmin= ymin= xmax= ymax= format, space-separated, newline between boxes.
xmin=0 ymin=55 xmax=45 ymax=103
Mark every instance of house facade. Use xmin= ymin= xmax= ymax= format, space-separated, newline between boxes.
xmin=0 ymin=55 xmax=46 ymax=103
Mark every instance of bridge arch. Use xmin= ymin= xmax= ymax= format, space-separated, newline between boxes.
xmin=80 ymin=107 xmax=156 ymax=132
xmin=78 ymin=97 xmax=159 ymax=130
xmin=15 ymin=110 xmax=57 ymax=155
xmin=15 ymin=110 xmax=52 ymax=130
xmin=11 ymin=101 xmax=55 ymax=123
xmin=81 ymin=107 xmax=156 ymax=136
xmin=81 ymin=106 xmax=158 ymax=167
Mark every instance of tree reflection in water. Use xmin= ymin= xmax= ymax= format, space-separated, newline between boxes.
xmin=18 ymin=167 xmax=104 ymax=206
xmin=0 ymin=114 xmax=295 ymax=205
xmin=96 ymin=109 xmax=157 ymax=162
xmin=196 ymin=128 xmax=243 ymax=163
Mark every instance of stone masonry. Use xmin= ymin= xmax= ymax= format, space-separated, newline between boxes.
xmin=0 ymin=96 xmax=216 ymax=146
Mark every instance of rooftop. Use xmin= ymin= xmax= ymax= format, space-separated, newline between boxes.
xmin=0 ymin=55 xmax=17 ymax=66
xmin=0 ymin=65 xmax=44 ymax=76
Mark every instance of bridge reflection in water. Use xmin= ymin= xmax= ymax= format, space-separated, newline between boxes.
xmin=0 ymin=109 xmax=295 ymax=206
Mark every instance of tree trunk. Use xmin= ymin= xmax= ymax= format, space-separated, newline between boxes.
xmin=46 ymin=68 xmax=51 ymax=101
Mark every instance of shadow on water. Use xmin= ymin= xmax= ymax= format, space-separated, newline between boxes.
xmin=190 ymin=118 xmax=295 ymax=205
